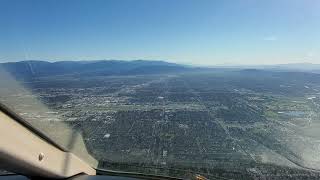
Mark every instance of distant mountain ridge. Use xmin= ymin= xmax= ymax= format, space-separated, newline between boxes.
xmin=0 ymin=60 xmax=190 ymax=79
xmin=2 ymin=60 xmax=320 ymax=80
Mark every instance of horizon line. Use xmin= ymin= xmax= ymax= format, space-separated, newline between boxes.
xmin=0 ymin=59 xmax=319 ymax=67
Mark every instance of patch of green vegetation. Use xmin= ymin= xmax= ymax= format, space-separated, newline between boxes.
xmin=160 ymin=132 xmax=175 ymax=140
xmin=264 ymin=110 xmax=279 ymax=119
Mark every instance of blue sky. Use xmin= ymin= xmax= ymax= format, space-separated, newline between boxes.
xmin=0 ymin=0 xmax=319 ymax=65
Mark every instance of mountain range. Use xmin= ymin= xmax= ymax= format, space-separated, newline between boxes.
xmin=1 ymin=60 xmax=320 ymax=80
xmin=0 ymin=60 xmax=191 ymax=80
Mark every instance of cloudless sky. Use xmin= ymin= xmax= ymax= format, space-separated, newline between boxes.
xmin=0 ymin=0 xmax=320 ymax=65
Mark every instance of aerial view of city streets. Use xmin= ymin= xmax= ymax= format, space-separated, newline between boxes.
xmin=2 ymin=64 xmax=320 ymax=179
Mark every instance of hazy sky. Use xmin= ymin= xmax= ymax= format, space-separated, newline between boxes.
xmin=1 ymin=0 xmax=320 ymax=65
